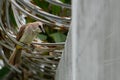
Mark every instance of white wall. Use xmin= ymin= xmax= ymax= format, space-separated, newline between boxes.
xmin=55 ymin=0 xmax=120 ymax=80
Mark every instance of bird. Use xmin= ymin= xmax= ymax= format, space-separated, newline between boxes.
xmin=8 ymin=21 xmax=45 ymax=67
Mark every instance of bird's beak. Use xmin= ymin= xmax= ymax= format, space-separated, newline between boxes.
xmin=39 ymin=25 xmax=45 ymax=33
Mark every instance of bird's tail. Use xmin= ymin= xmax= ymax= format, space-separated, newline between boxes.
xmin=9 ymin=48 xmax=22 ymax=66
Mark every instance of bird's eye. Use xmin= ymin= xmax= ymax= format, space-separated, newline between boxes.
xmin=38 ymin=25 xmax=45 ymax=33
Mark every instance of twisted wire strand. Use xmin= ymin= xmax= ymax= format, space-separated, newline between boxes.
xmin=17 ymin=0 xmax=71 ymax=22
xmin=0 ymin=46 xmax=22 ymax=73
xmin=45 ymin=0 xmax=71 ymax=9
xmin=10 ymin=0 xmax=70 ymax=27
xmin=0 ymin=0 xmax=70 ymax=79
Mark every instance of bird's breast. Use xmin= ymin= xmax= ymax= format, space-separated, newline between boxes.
xmin=19 ymin=30 xmax=37 ymax=44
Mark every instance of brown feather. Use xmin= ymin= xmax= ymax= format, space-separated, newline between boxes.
xmin=9 ymin=22 xmax=43 ymax=66
xmin=16 ymin=25 xmax=27 ymax=41
xmin=8 ymin=48 xmax=22 ymax=66
xmin=9 ymin=25 xmax=26 ymax=66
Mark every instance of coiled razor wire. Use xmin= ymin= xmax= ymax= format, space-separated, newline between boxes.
xmin=0 ymin=0 xmax=71 ymax=80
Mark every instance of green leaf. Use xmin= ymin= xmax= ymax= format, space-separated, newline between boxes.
xmin=0 ymin=66 xmax=10 ymax=79
xmin=66 ymin=0 xmax=71 ymax=4
xmin=60 ymin=0 xmax=65 ymax=2
xmin=9 ymin=7 xmax=17 ymax=28
xmin=51 ymin=5 xmax=61 ymax=15
xmin=50 ymin=32 xmax=66 ymax=42
xmin=33 ymin=0 xmax=49 ymax=11
xmin=60 ymin=0 xmax=71 ymax=4
xmin=37 ymin=34 xmax=47 ymax=41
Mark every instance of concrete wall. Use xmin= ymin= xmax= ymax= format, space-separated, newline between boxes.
xmin=55 ymin=0 xmax=120 ymax=80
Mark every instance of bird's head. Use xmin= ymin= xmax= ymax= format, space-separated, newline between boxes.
xmin=30 ymin=21 xmax=45 ymax=34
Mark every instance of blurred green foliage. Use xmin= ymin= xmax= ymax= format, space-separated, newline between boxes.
xmin=50 ymin=32 xmax=66 ymax=42
xmin=31 ymin=0 xmax=70 ymax=43
xmin=0 ymin=66 xmax=10 ymax=79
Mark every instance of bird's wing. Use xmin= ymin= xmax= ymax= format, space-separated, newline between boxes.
xmin=16 ymin=24 xmax=27 ymax=41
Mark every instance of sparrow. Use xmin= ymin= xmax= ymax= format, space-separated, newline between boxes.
xmin=8 ymin=21 xmax=45 ymax=67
